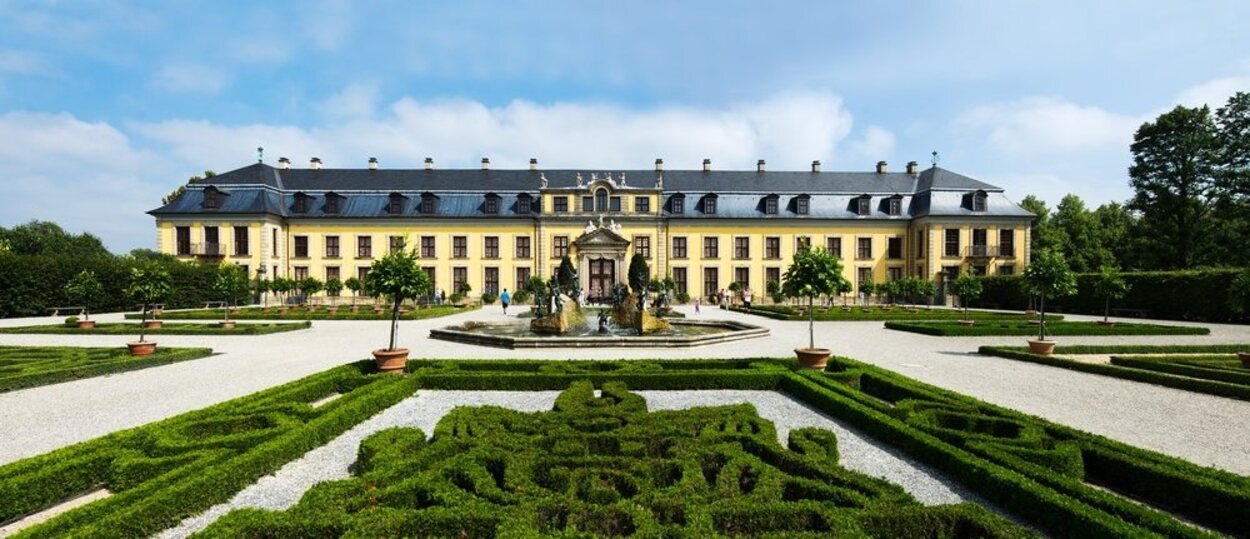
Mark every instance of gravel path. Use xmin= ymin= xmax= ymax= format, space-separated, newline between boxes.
xmin=157 ymin=389 xmax=982 ymax=537
xmin=1 ymin=306 xmax=1248 ymax=477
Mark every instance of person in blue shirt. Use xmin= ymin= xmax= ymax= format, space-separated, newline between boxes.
xmin=500 ymin=288 xmax=510 ymax=315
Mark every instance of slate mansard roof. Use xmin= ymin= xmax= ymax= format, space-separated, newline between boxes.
xmin=150 ymin=162 xmax=1034 ymax=220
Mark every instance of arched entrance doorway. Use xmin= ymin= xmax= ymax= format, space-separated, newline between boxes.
xmin=572 ymin=225 xmax=630 ymax=303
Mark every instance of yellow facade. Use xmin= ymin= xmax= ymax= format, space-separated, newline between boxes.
xmin=156 ymin=201 xmax=1026 ymax=304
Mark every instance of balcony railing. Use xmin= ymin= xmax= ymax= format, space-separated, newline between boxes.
xmin=191 ymin=242 xmax=226 ymax=256
xmin=963 ymin=245 xmax=999 ymax=258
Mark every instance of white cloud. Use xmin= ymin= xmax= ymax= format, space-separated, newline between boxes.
xmin=135 ymin=90 xmax=859 ymax=173
xmin=1174 ymin=76 xmax=1250 ymax=108
xmin=317 ymin=83 xmax=380 ymax=120
xmin=840 ymin=125 xmax=896 ymax=166
xmin=149 ymin=63 xmax=230 ymax=95
xmin=0 ymin=112 xmax=168 ymax=250
xmin=956 ymin=97 xmax=1141 ymax=156
xmin=300 ymin=0 xmax=354 ymax=51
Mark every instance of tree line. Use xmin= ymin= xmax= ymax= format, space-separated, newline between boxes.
xmin=1024 ymin=91 xmax=1250 ymax=271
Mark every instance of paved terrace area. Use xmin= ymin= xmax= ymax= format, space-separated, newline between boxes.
xmin=1 ymin=306 xmax=1248 ymax=477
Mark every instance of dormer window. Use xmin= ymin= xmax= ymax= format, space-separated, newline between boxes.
xmin=888 ymin=196 xmax=902 ymax=216
xmin=670 ymin=194 xmax=686 ymax=215
xmin=857 ymin=196 xmax=871 ymax=216
xmin=293 ymin=192 xmax=309 ymax=213
xmin=203 ymin=186 xmax=222 ymax=210
xmin=764 ymin=195 xmax=778 ymax=215
xmin=420 ymin=192 xmax=438 ymax=214
xmin=795 ymin=194 xmax=810 ymax=216
xmin=387 ymin=193 xmax=406 ymax=215
xmin=484 ymin=193 xmax=500 ymax=215
xmin=703 ymin=194 xmax=718 ymax=215
xmin=973 ymin=191 xmax=987 ymax=212
xmin=517 ymin=194 xmax=532 ymax=214
xmin=324 ymin=193 xmax=342 ymax=214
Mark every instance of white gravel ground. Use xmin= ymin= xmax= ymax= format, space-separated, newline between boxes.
xmin=158 ymin=389 xmax=987 ymax=537
xmin=1 ymin=306 xmax=1248 ymax=477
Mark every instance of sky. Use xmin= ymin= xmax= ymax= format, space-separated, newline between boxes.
xmin=1 ymin=1 xmax=1248 ymax=253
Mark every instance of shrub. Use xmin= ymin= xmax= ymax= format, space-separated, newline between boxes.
xmin=480 ymin=292 xmax=498 ymax=305
xmin=981 ymin=269 xmax=1247 ymax=323
xmin=63 ymin=316 xmax=79 ymax=326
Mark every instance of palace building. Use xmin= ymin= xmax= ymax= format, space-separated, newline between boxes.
xmin=149 ymin=157 xmax=1033 ymax=303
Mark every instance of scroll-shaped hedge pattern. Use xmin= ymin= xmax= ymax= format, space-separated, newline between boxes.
xmin=199 ymin=381 xmax=1028 ymax=538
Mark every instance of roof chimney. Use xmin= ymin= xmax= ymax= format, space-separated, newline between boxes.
xmin=875 ymin=160 xmax=887 ymax=174
xmin=310 ymin=157 xmax=323 ymax=170
xmin=529 ymin=158 xmax=538 ymax=171
xmin=702 ymin=158 xmax=711 ymax=173
xmin=424 ymin=157 xmax=433 ymax=171
xmin=277 ymin=157 xmax=291 ymax=170
xmin=756 ymin=159 xmax=766 ymax=173
xmin=655 ymin=158 xmax=663 ymax=172
xmin=368 ymin=157 xmax=378 ymax=170
xmin=481 ymin=157 xmax=490 ymax=171
xmin=811 ymin=160 xmax=821 ymax=173
xmin=906 ymin=161 xmax=919 ymax=175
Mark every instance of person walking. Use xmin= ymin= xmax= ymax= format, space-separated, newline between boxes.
xmin=500 ymin=288 xmax=511 ymax=315
xmin=717 ymin=289 xmax=725 ymax=307
xmin=435 ymin=288 xmax=443 ymax=306
xmin=743 ymin=287 xmax=753 ymax=309
xmin=694 ymin=297 xmax=701 ymax=314
xmin=440 ymin=289 xmax=447 ymax=305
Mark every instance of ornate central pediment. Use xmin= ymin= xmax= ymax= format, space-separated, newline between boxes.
xmin=574 ymin=226 xmax=630 ymax=248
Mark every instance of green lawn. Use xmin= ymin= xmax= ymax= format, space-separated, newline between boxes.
xmin=886 ymin=320 xmax=1209 ymax=336
xmin=0 ymin=345 xmax=213 ymax=392
xmin=980 ymin=344 xmax=1250 ymax=401
xmin=731 ymin=304 xmax=1062 ymax=322
xmin=125 ymin=304 xmax=475 ymax=321
xmin=2 ymin=358 xmax=1243 ymax=536
xmin=0 ymin=321 xmax=310 ymax=335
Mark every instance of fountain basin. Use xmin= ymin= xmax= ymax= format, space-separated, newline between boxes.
xmin=430 ymin=319 xmax=769 ymax=349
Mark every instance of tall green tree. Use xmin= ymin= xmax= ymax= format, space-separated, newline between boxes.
xmin=1128 ymin=105 xmax=1221 ymax=269
xmin=1018 ymin=195 xmax=1062 ymax=255
xmin=1051 ymin=194 xmax=1115 ymax=272
xmin=628 ymin=253 xmax=650 ymax=295
xmin=1213 ymin=92 xmax=1250 ymax=266
xmin=1092 ymin=202 xmax=1139 ymax=269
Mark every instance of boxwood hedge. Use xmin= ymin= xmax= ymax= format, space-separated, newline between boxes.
xmin=0 ymin=321 xmax=311 ymax=335
xmin=129 ymin=305 xmax=474 ymax=321
xmin=0 ymin=346 xmax=214 ymax=393
xmin=885 ymin=320 xmax=1209 ymax=337
xmin=3 ymin=357 xmax=1246 ymax=537
xmin=731 ymin=305 xmax=1062 ymax=322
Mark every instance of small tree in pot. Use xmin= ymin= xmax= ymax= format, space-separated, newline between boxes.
xmin=917 ymin=279 xmax=938 ymax=309
xmin=1022 ymin=249 xmax=1078 ymax=355
xmin=1228 ymin=270 xmax=1250 ymax=368
xmin=368 ymin=248 xmax=431 ymax=373
xmin=301 ymin=277 xmax=324 ymax=308
xmin=949 ymin=273 xmax=984 ymax=325
xmin=782 ymin=247 xmax=847 ymax=369
xmin=126 ymin=264 xmax=172 ymax=355
xmin=213 ymin=263 xmax=249 ymax=328
xmin=325 ymin=278 xmax=343 ymax=310
xmin=345 ymin=277 xmax=362 ymax=310
xmin=859 ymin=280 xmax=876 ymax=307
xmin=254 ymin=277 xmax=270 ymax=309
xmin=64 ymin=270 xmax=105 ymax=329
xmin=1092 ymin=266 xmax=1130 ymax=325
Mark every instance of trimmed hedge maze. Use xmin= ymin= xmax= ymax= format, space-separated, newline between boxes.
xmin=0 ymin=321 xmax=311 ymax=335
xmin=201 ymin=380 xmax=1027 ymax=538
xmin=981 ymin=345 xmax=1250 ymax=402
xmin=3 ymin=358 xmax=1248 ymax=537
xmin=0 ymin=362 xmax=416 ymax=538
xmin=129 ymin=305 xmax=474 ymax=321
xmin=0 ymin=345 xmax=213 ymax=393
xmin=886 ymin=320 xmax=1210 ymax=336
xmin=731 ymin=304 xmax=1061 ymax=322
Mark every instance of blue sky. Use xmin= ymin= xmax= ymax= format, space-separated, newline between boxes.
xmin=2 ymin=1 xmax=1248 ymax=252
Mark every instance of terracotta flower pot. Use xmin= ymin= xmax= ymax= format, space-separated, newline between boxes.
xmin=372 ymin=348 xmax=409 ymax=374
xmin=77 ymin=320 xmax=96 ymax=329
xmin=958 ymin=320 xmax=975 ymax=327
xmin=327 ymin=307 xmax=338 ymax=315
xmin=277 ymin=307 xmax=289 ymax=315
xmin=794 ymin=348 xmax=831 ymax=370
xmin=1028 ymin=339 xmax=1056 ymax=355
xmin=1239 ymin=352 xmax=1250 ymax=369
xmin=143 ymin=320 xmax=163 ymax=329
xmin=218 ymin=321 xmax=237 ymax=329
xmin=127 ymin=341 xmax=157 ymax=356
xmin=350 ymin=306 xmax=359 ymax=313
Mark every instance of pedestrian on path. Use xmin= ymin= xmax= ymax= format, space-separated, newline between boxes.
xmin=500 ymin=288 xmax=510 ymax=315
xmin=694 ymin=297 xmax=701 ymax=314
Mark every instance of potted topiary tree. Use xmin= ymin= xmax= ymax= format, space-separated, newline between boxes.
xmin=1228 ymin=270 xmax=1250 ymax=368
xmin=950 ymin=273 xmax=984 ymax=326
xmin=859 ymin=280 xmax=876 ymax=308
xmin=301 ymin=277 xmax=324 ymax=309
xmin=213 ymin=263 xmax=249 ymax=329
xmin=254 ymin=277 xmax=270 ymax=310
xmin=917 ymin=279 xmax=938 ymax=310
xmin=325 ymin=277 xmax=343 ymax=314
xmin=1092 ymin=266 xmax=1130 ymax=326
xmin=271 ymin=277 xmax=294 ymax=314
xmin=345 ymin=276 xmax=362 ymax=313
xmin=782 ymin=247 xmax=848 ymax=369
xmin=1022 ymin=249 xmax=1078 ymax=355
xmin=64 ymin=270 xmax=105 ymax=329
xmin=126 ymin=264 xmax=172 ymax=355
xmin=766 ymin=279 xmax=784 ymax=305
xmin=368 ymin=248 xmax=431 ymax=373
